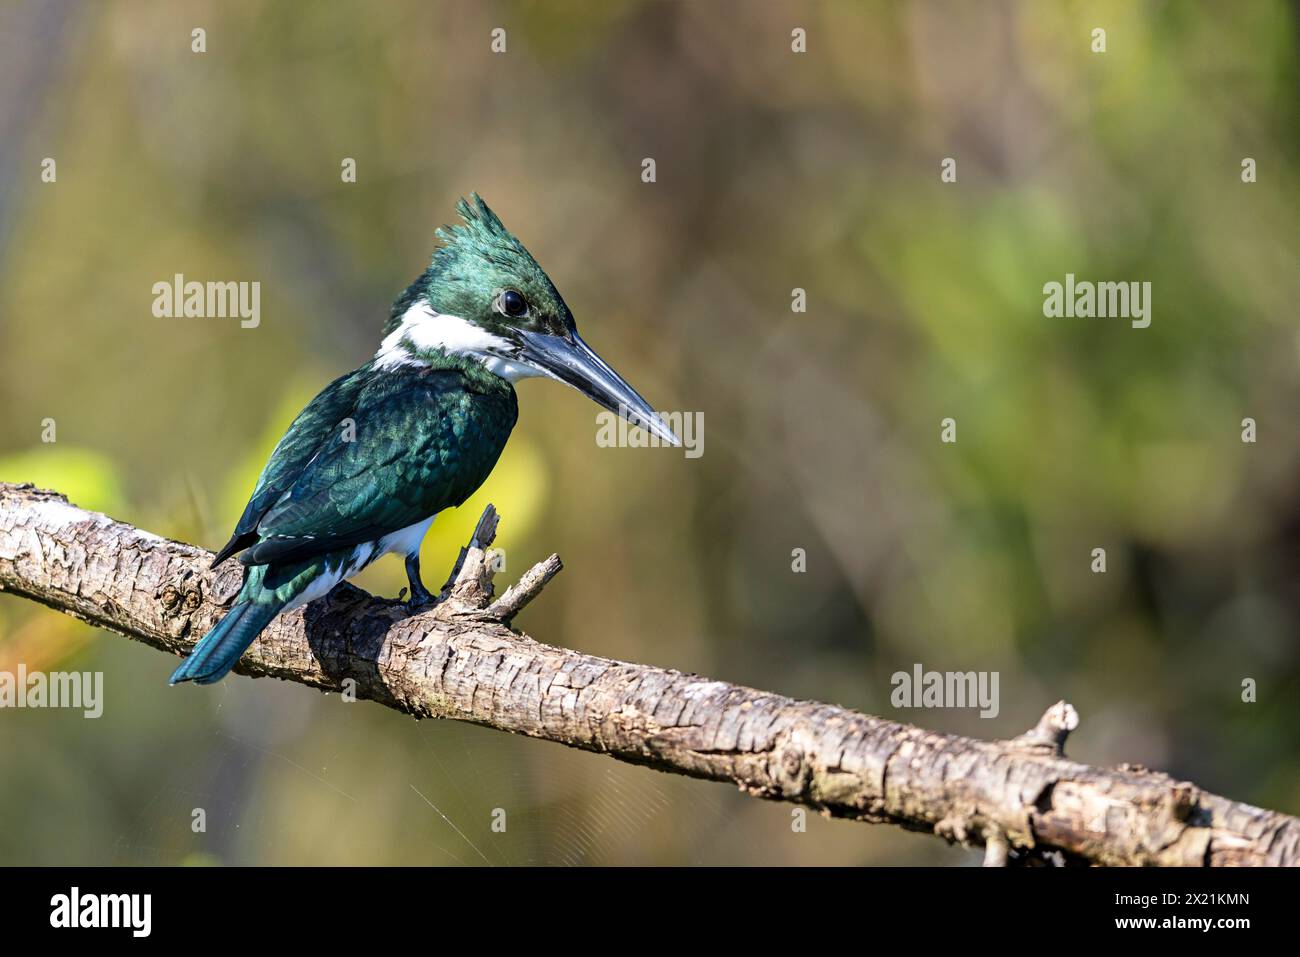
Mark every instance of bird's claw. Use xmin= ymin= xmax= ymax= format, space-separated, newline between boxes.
xmin=406 ymin=584 xmax=436 ymax=609
xmin=403 ymin=554 xmax=437 ymax=609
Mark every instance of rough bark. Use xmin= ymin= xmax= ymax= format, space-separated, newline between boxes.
xmin=1 ymin=481 xmax=1296 ymax=866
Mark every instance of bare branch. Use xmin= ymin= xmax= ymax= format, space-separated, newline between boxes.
xmin=982 ymin=829 xmax=1009 ymax=868
xmin=1 ymin=481 xmax=1296 ymax=866
xmin=1010 ymin=700 xmax=1080 ymax=756
xmin=487 ymin=553 xmax=562 ymax=622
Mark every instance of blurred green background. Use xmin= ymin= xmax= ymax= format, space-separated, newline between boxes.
xmin=1 ymin=0 xmax=1298 ymax=865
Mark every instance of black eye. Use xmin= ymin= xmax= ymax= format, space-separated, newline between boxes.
xmin=501 ymin=290 xmax=528 ymax=318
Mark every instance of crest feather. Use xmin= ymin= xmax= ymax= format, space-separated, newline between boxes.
xmin=385 ymin=193 xmax=554 ymax=336
xmin=434 ymin=192 xmax=509 ymax=248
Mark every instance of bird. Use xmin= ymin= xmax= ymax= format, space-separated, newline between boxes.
xmin=170 ymin=194 xmax=678 ymax=685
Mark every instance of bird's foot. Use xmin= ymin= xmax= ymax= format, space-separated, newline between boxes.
xmin=406 ymin=582 xmax=436 ymax=608
xmin=403 ymin=554 xmax=437 ymax=608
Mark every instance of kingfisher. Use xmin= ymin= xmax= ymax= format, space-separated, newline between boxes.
xmin=170 ymin=194 xmax=678 ymax=685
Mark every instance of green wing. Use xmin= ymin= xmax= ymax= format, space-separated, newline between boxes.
xmin=218 ymin=364 xmax=517 ymax=568
xmin=211 ymin=367 xmax=369 ymax=566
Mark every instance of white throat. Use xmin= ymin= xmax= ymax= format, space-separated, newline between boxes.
xmin=374 ymin=301 xmax=542 ymax=382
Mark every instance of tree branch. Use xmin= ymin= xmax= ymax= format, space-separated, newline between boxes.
xmin=1 ymin=481 xmax=1296 ymax=866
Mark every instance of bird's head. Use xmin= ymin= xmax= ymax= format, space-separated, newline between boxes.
xmin=380 ymin=194 xmax=679 ymax=446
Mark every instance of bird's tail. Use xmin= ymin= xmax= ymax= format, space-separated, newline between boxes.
xmin=169 ymin=599 xmax=283 ymax=685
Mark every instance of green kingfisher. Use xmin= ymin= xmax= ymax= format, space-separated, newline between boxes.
xmin=170 ymin=194 xmax=678 ymax=685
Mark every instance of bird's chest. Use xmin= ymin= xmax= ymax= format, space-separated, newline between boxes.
xmin=407 ymin=389 xmax=517 ymax=507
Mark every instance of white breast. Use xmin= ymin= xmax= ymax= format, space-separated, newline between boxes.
xmin=280 ymin=516 xmax=435 ymax=612
xmin=377 ymin=515 xmax=435 ymax=558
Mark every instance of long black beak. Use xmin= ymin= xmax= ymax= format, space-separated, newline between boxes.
xmin=515 ymin=329 xmax=680 ymax=446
